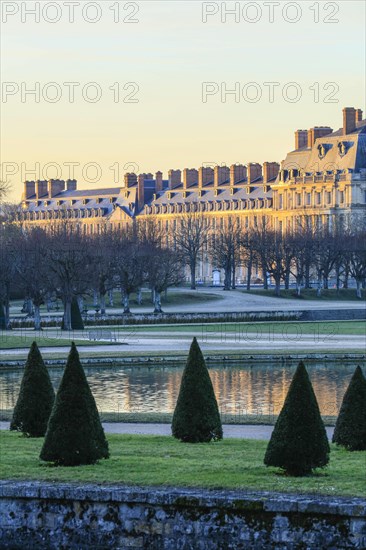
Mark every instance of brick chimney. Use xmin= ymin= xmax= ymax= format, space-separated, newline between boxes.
xmin=295 ymin=130 xmax=308 ymax=150
xmin=124 ymin=173 xmax=137 ymax=188
xmin=198 ymin=167 xmax=214 ymax=188
xmin=356 ymin=108 xmax=363 ymax=123
xmin=263 ymin=162 xmax=280 ymax=184
xmin=247 ymin=163 xmax=262 ymax=184
xmin=48 ymin=179 xmax=65 ymax=198
xmin=23 ymin=181 xmax=36 ymax=200
xmin=66 ymin=179 xmax=77 ymax=192
xmin=307 ymin=127 xmax=333 ymax=147
xmin=137 ymin=174 xmax=146 ymax=211
xmin=214 ymin=166 xmax=230 ymax=187
xmin=35 ymin=180 xmax=48 ymax=199
xmin=343 ymin=107 xmax=357 ymax=135
xmin=155 ymin=171 xmax=163 ymax=194
xmin=182 ymin=168 xmax=198 ymax=190
xmin=229 ymin=164 xmax=247 ymax=186
xmin=168 ymin=169 xmax=182 ymax=189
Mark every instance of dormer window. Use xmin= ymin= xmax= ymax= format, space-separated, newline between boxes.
xmin=338 ymin=141 xmax=348 ymax=157
xmin=317 ymin=144 xmax=327 ymax=159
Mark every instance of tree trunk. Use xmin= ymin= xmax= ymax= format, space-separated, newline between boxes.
xmin=123 ymin=291 xmax=130 ymax=314
xmin=25 ymin=298 xmax=33 ymax=316
xmin=317 ymin=273 xmax=322 ymax=297
xmin=356 ymin=280 xmax=362 ymax=299
xmin=136 ymin=289 xmax=142 ymax=305
xmin=93 ymin=289 xmax=99 ymax=306
xmin=0 ymin=303 xmax=7 ymax=330
xmin=262 ymin=265 xmax=268 ymax=289
xmin=274 ymin=278 xmax=281 ymax=297
xmin=34 ymin=304 xmax=41 ymax=331
xmin=108 ymin=289 xmax=114 ymax=307
xmin=63 ymin=299 xmax=72 ymax=331
xmin=78 ymin=295 xmax=84 ymax=313
xmin=154 ymin=290 xmax=163 ymax=313
xmin=323 ymin=276 xmax=329 ymax=290
xmin=285 ymin=271 xmax=290 ymax=290
xmin=296 ymin=279 xmax=301 ymax=297
xmin=246 ymin=257 xmax=252 ymax=291
xmin=336 ymin=268 xmax=341 ymax=291
xmin=100 ymin=293 xmax=106 ymax=315
xmin=231 ymin=255 xmax=236 ymax=290
xmin=223 ymin=262 xmax=231 ymax=290
xmin=190 ymin=260 xmax=196 ymax=290
xmin=46 ymin=295 xmax=53 ymax=311
xmin=5 ymin=298 xmax=11 ymax=329
xmin=305 ymin=263 xmax=311 ymax=289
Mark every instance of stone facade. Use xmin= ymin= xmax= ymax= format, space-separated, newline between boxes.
xmin=1 ymin=482 xmax=366 ymax=549
xmin=17 ymin=107 xmax=366 ymax=282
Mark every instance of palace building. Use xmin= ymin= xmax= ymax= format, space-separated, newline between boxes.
xmin=18 ymin=106 xmax=366 ymax=280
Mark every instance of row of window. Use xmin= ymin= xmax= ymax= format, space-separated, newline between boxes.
xmin=277 ymin=190 xmax=345 ymax=209
xmin=145 ymin=198 xmax=272 ymax=215
xmin=20 ymin=208 xmax=108 ymax=221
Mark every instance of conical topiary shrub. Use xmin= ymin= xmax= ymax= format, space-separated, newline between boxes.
xmin=332 ymin=366 xmax=366 ymax=451
xmin=10 ymin=341 xmax=55 ymax=437
xmin=172 ymin=337 xmax=222 ymax=442
xmin=264 ymin=361 xmax=329 ymax=476
xmin=40 ymin=342 xmax=109 ymax=466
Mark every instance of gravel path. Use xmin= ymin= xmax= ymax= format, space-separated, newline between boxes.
xmin=0 ymin=422 xmax=335 ymax=440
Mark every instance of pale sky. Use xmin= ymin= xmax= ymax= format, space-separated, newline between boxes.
xmin=1 ymin=0 xmax=365 ymax=200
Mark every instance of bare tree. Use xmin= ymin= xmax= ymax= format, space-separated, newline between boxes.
xmin=113 ymin=224 xmax=145 ymax=314
xmin=90 ymin=225 xmax=116 ymax=314
xmin=0 ymin=181 xmax=12 ymax=203
xmin=144 ymin=245 xmax=184 ymax=313
xmin=16 ymin=227 xmax=52 ymax=330
xmin=0 ymin=224 xmax=21 ymax=329
xmin=240 ymin=229 xmax=256 ymax=291
xmin=209 ymin=217 xmax=242 ymax=290
xmin=175 ymin=211 xmax=209 ymax=289
xmin=347 ymin=230 xmax=366 ymax=298
xmin=46 ymin=222 xmax=94 ymax=330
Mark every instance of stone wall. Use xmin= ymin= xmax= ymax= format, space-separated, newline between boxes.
xmin=1 ymin=482 xmax=365 ymax=549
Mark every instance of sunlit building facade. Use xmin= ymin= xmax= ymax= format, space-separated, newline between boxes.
xmin=18 ymin=107 xmax=366 ymax=282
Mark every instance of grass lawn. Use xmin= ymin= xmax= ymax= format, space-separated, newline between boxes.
xmin=126 ymin=320 xmax=366 ymax=336
xmin=0 ymin=431 xmax=364 ymax=497
xmin=10 ymin=291 xmax=221 ymax=316
xmin=109 ymin=290 xmax=221 ymax=308
xmin=0 ymin=335 xmax=118 ymax=350
xmin=246 ymin=288 xmax=366 ymax=301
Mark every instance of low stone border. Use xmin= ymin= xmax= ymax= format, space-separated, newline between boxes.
xmin=1 ymin=481 xmax=365 ymax=548
xmin=0 ymin=352 xmax=365 ymax=370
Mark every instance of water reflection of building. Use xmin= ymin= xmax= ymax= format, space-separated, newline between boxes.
xmin=1 ymin=364 xmax=363 ymax=415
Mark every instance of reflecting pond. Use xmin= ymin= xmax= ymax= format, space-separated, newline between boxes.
xmin=1 ymin=362 xmax=364 ymax=417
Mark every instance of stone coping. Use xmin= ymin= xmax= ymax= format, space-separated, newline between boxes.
xmin=1 ymin=481 xmax=365 ymax=517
